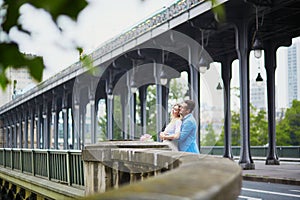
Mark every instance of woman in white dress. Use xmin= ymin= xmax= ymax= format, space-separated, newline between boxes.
xmin=160 ymin=104 xmax=182 ymax=151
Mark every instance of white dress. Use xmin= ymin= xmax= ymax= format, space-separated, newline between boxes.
xmin=163 ymin=118 xmax=182 ymax=151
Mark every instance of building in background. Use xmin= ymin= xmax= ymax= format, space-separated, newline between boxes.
xmin=250 ymin=80 xmax=266 ymax=110
xmin=287 ymin=41 xmax=300 ymax=107
xmin=0 ymin=64 xmax=37 ymax=107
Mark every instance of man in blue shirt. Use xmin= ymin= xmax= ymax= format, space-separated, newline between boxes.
xmin=178 ymin=100 xmax=200 ymax=153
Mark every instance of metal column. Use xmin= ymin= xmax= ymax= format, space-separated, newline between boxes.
xmin=36 ymin=104 xmax=42 ymax=149
xmin=17 ymin=110 xmax=23 ymax=148
xmin=221 ymin=57 xmax=234 ymax=159
xmin=189 ymin=64 xmax=200 ymax=150
xmin=52 ymin=93 xmax=59 ymax=149
xmin=30 ymin=106 xmax=35 ymax=149
xmin=121 ymin=92 xmax=128 ymax=140
xmin=139 ymin=86 xmax=147 ymax=135
xmin=106 ymin=97 xmax=113 ymax=140
xmin=264 ymin=41 xmax=280 ymax=165
xmin=129 ymin=93 xmax=136 ymax=140
xmin=89 ymin=80 xmax=98 ymax=143
xmin=24 ymin=108 xmax=29 ymax=148
xmin=62 ymin=91 xmax=69 ymax=149
xmin=235 ymin=20 xmax=255 ymax=169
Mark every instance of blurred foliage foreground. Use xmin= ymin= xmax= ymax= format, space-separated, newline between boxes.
xmin=0 ymin=0 xmax=88 ymax=90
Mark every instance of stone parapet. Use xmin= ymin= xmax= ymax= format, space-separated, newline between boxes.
xmin=82 ymin=141 xmax=242 ymax=199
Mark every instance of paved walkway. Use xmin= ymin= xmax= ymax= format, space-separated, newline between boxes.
xmin=239 ymin=158 xmax=300 ymax=185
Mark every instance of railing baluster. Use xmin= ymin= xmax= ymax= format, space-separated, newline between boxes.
xmin=66 ymin=151 xmax=71 ymax=186
xmin=31 ymin=150 xmax=35 ymax=176
xmin=10 ymin=148 xmax=13 ymax=169
xmin=20 ymin=149 xmax=23 ymax=172
xmin=3 ymin=148 xmax=6 ymax=167
xmin=47 ymin=150 xmax=50 ymax=180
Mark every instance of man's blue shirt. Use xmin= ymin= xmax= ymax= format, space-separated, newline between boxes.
xmin=178 ymin=113 xmax=199 ymax=153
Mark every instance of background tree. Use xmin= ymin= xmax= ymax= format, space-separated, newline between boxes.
xmin=216 ymin=104 xmax=268 ymax=146
xmin=249 ymin=105 xmax=268 ymax=146
xmin=145 ymin=85 xmax=157 ymax=140
xmin=0 ymin=0 xmax=88 ymax=89
xmin=202 ymin=123 xmax=218 ymax=146
xmin=216 ymin=110 xmax=240 ymax=146
xmin=168 ymin=76 xmax=188 ymax=102
xmin=276 ymin=100 xmax=300 ymax=146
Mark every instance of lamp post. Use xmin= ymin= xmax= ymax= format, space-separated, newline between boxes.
xmin=130 ymin=62 xmax=138 ymax=93
xmin=216 ymin=82 xmax=222 ymax=90
xmin=253 ymin=38 xmax=263 ymax=59
xmin=199 ymin=57 xmax=210 ymax=73
xmin=107 ymin=69 xmax=114 ymax=99
xmin=130 ymin=79 xmax=138 ymax=93
xmin=107 ymin=85 xmax=113 ymax=100
xmin=160 ymin=68 xmax=168 ymax=85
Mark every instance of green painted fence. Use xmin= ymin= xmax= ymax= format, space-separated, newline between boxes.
xmin=200 ymin=146 xmax=300 ymax=158
xmin=0 ymin=148 xmax=84 ymax=186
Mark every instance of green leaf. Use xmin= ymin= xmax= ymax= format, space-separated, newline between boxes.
xmin=0 ymin=43 xmax=44 ymax=82
xmin=28 ymin=0 xmax=88 ymax=22
xmin=2 ymin=0 xmax=25 ymax=32
xmin=26 ymin=56 xmax=44 ymax=82
xmin=0 ymin=70 xmax=9 ymax=90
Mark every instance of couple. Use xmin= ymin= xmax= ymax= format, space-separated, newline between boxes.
xmin=160 ymin=100 xmax=199 ymax=154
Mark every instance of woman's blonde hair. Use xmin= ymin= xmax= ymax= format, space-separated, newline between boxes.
xmin=171 ymin=103 xmax=181 ymax=119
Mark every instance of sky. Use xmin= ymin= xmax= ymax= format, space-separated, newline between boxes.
xmin=7 ymin=0 xmax=299 ymax=109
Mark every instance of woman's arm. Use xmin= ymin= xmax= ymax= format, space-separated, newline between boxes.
xmin=162 ymin=119 xmax=182 ymax=140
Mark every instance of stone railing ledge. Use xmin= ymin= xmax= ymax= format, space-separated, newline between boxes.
xmin=82 ymin=142 xmax=242 ymax=200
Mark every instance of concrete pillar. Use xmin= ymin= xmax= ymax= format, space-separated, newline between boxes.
xmin=112 ymin=162 xmax=119 ymax=189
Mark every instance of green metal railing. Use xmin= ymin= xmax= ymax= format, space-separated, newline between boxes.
xmin=201 ymin=146 xmax=300 ymax=158
xmin=0 ymin=148 xmax=84 ymax=186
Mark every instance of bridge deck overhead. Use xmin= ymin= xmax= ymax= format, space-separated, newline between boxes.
xmin=0 ymin=0 xmax=299 ymax=114
xmin=0 ymin=0 xmax=299 ymax=168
